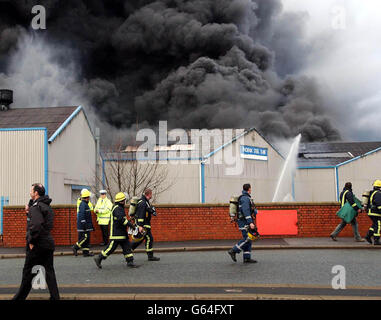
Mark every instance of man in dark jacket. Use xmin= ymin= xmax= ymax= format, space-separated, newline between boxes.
xmin=330 ymin=182 xmax=364 ymax=242
xmin=131 ymin=189 xmax=160 ymax=261
xmin=72 ymin=189 xmax=94 ymax=257
xmin=13 ymin=183 xmax=60 ymax=300
xmin=228 ymin=184 xmax=258 ymax=264
xmin=94 ymin=192 xmax=138 ymax=268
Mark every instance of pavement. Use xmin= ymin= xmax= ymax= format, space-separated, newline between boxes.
xmin=0 ymin=237 xmax=380 ymax=259
xmin=1 ymin=248 xmax=381 ymax=300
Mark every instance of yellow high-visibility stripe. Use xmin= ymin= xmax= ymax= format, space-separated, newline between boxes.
xmin=76 ymin=233 xmax=88 ymax=248
xmin=109 ymin=236 xmax=126 ymax=240
xmin=138 ymin=219 xmax=144 ymax=222
xmin=341 ymin=190 xmax=349 ymax=208
xmin=368 ymin=191 xmax=381 ymax=216
xmin=368 ymin=213 xmax=381 ymax=217
xmin=351 ymin=203 xmax=357 ymax=207
xmin=109 ymin=205 xmax=118 ymax=239
xmin=101 ymin=241 xmax=115 ymax=257
xmin=124 ymin=254 xmax=133 ymax=258
xmin=144 ymin=225 xmax=151 ymax=229
xmin=146 ymin=234 xmax=150 ymax=252
xmin=370 ymin=191 xmax=377 ymax=203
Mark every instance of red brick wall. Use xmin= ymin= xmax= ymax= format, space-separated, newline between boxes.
xmin=0 ymin=203 xmax=372 ymax=247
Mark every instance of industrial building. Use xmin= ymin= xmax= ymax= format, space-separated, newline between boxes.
xmin=0 ymin=90 xmax=99 ymax=207
xmin=102 ymin=128 xmax=285 ymax=204
xmin=103 ymin=131 xmax=381 ymax=204
xmin=296 ymin=141 xmax=381 ymax=202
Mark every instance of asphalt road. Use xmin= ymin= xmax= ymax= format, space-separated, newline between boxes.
xmin=1 ymin=249 xmax=381 ymax=288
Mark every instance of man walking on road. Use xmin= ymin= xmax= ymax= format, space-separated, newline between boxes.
xmin=13 ymin=183 xmax=60 ymax=300
xmin=131 ymin=189 xmax=160 ymax=261
xmin=72 ymin=189 xmax=94 ymax=257
xmin=228 ymin=183 xmax=258 ymax=264
xmin=94 ymin=192 xmax=138 ymax=268
xmin=330 ymin=182 xmax=365 ymax=242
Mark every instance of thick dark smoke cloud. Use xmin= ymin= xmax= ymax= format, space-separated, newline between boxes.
xmin=0 ymin=0 xmax=340 ymax=143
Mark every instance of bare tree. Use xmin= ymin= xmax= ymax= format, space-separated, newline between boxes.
xmin=92 ymin=138 xmax=177 ymax=203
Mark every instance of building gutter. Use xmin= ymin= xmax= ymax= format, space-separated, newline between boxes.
xmin=48 ymin=106 xmax=82 ymax=143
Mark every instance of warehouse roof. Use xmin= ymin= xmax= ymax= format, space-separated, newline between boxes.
xmin=0 ymin=106 xmax=80 ymax=140
xmin=103 ymin=127 xmax=284 ymax=161
xmin=298 ymin=141 xmax=381 ymax=167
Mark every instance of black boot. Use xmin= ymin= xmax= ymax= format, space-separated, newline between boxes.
xmin=228 ymin=249 xmax=237 ymax=262
xmin=94 ymin=255 xmax=103 ymax=269
xmin=127 ymin=260 xmax=138 ymax=268
xmin=374 ymin=238 xmax=381 ymax=245
xmin=365 ymin=232 xmax=373 ymax=244
xmin=72 ymin=245 xmax=78 ymax=256
xmin=83 ymin=251 xmax=94 ymax=257
xmin=147 ymin=252 xmax=160 ymax=261
xmin=244 ymin=258 xmax=257 ymax=263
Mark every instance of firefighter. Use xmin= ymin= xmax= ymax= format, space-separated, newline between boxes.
xmin=330 ymin=182 xmax=364 ymax=242
xmin=93 ymin=192 xmax=138 ymax=268
xmin=77 ymin=188 xmax=94 ymax=214
xmin=131 ymin=189 xmax=160 ymax=261
xmin=95 ymin=190 xmax=113 ymax=246
xmin=72 ymin=189 xmax=94 ymax=257
xmin=364 ymin=180 xmax=381 ymax=245
xmin=228 ymin=183 xmax=258 ymax=263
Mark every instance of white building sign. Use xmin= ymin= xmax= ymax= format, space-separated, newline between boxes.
xmin=240 ymin=145 xmax=268 ymax=161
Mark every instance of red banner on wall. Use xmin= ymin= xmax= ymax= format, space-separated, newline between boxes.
xmin=256 ymin=210 xmax=298 ymax=235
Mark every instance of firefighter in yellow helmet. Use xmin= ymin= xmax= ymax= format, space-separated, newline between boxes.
xmin=77 ymin=188 xmax=94 ymax=214
xmin=72 ymin=189 xmax=94 ymax=257
xmin=364 ymin=180 xmax=381 ymax=245
xmin=94 ymin=190 xmax=113 ymax=246
xmin=93 ymin=192 xmax=138 ymax=268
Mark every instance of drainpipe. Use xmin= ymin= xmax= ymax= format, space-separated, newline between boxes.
xmin=335 ymin=166 xmax=340 ymax=201
xmin=200 ymin=161 xmax=205 ymax=204
xmin=0 ymin=196 xmax=9 ymax=238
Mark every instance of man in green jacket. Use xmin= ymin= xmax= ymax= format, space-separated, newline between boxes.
xmin=330 ymin=182 xmax=364 ymax=242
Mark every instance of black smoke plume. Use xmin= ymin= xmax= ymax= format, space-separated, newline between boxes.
xmin=0 ymin=0 xmax=340 ymax=143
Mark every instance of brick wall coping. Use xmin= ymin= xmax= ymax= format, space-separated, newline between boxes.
xmin=3 ymin=202 xmax=340 ymax=210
